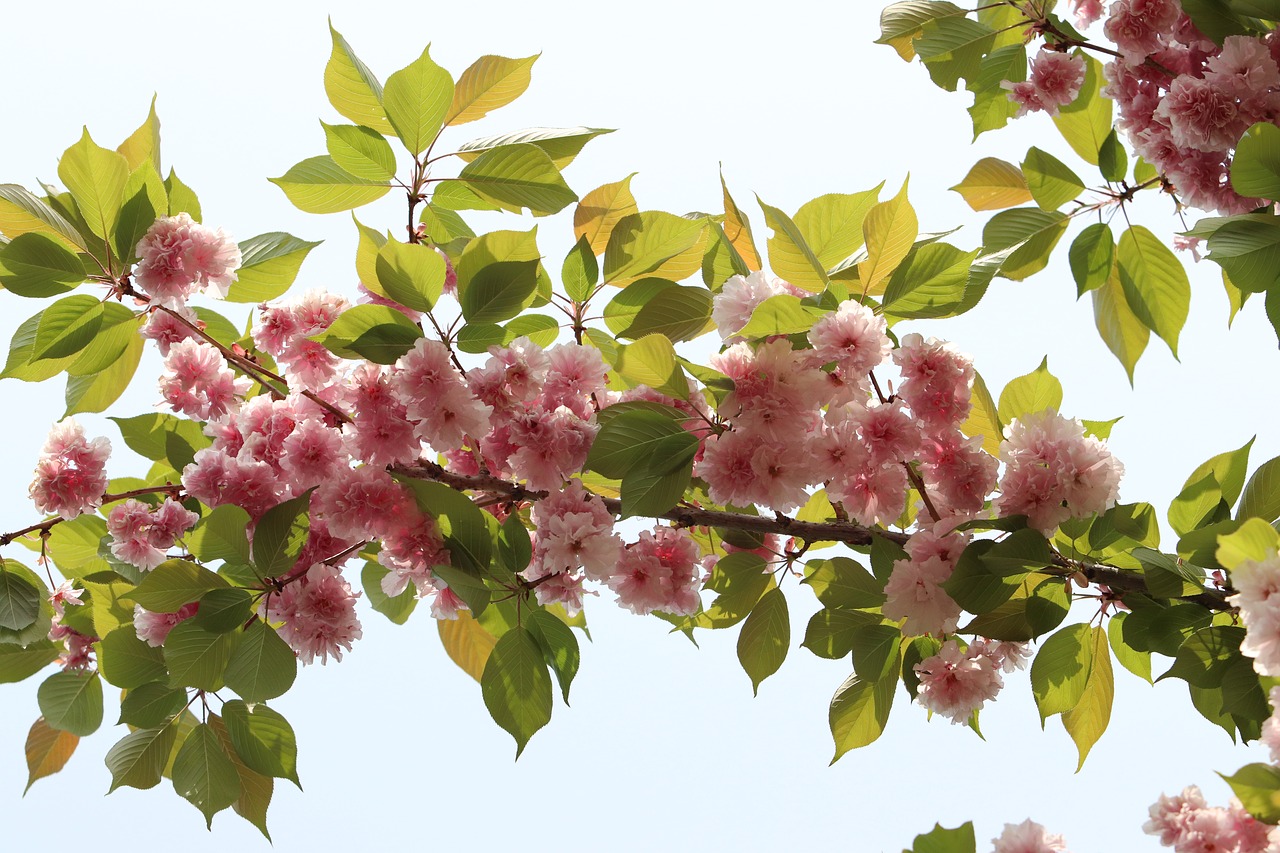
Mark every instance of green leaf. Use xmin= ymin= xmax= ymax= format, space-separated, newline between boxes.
xmin=252 ymin=493 xmax=312 ymax=579
xmin=881 ymin=242 xmax=979 ymax=319
xmin=105 ymin=722 xmax=179 ymax=792
xmin=98 ymin=628 xmax=168 ymax=689
xmin=1232 ymin=122 xmax=1280 ymax=200
xmin=802 ymin=608 xmax=878 ymax=659
xmin=586 ymin=407 xmax=690 ymax=479
xmin=0 ymin=641 xmax=59 ymax=683
xmin=226 ymin=232 xmax=322 ymax=303
xmin=24 ymin=717 xmax=79 ymax=794
xmin=208 ymin=713 xmax=274 ymax=840
xmin=1053 ymin=53 xmax=1111 ymax=165
xmin=998 ymin=356 xmax=1063 ymax=423
xmin=562 ymin=235 xmax=599 ymax=303
xmin=446 ymin=53 xmax=538 ymax=125
xmin=323 ymin=23 xmax=391 ymax=133
xmin=915 ymin=15 xmax=995 ymax=92
xmin=321 ymin=122 xmax=396 ymax=183
xmin=37 ymin=670 xmax=103 ymax=736
xmin=1206 ymin=216 xmax=1280 ymax=293
xmin=118 ymin=683 xmax=187 ymax=729
xmin=1031 ymin=623 xmax=1093 ymax=722
xmin=172 ymin=723 xmax=241 ymax=828
xmin=981 ymin=208 xmax=1068 ymax=281
xmin=223 ymin=699 xmax=300 ymax=787
xmin=755 ymin=198 xmax=828 ymax=293
xmin=908 ymin=822 xmax=976 ymax=853
xmin=456 ymin=315 xmax=559 ymax=353
xmin=829 ymin=672 xmax=895 ymax=762
xmin=619 ymin=437 xmax=696 ymax=518
xmin=224 ymin=622 xmax=297 ymax=704
xmin=164 ymin=621 xmax=235 ymax=691
xmin=0 ymin=183 xmax=85 ymax=251
xmin=361 ymin=562 xmax=418 ymax=625
xmin=967 ymin=43 xmax=1026 ymax=137
xmin=497 ymin=515 xmax=533 ymax=576
xmin=186 ymin=504 xmax=253 ymax=569
xmin=455 ymin=143 xmax=576 ymax=216
xmin=1219 ymin=518 xmax=1280 ymax=571
xmin=527 ymin=608 xmax=579 ymax=704
xmin=615 ymin=333 xmax=688 ymax=397
xmin=1117 ymin=225 xmax=1191 ymax=357
xmin=1092 ymin=258 xmax=1150 ymax=383
xmin=1240 ymin=455 xmax=1280 ymax=523
xmin=1022 ymin=147 xmax=1085 ymax=210
xmin=0 ymin=233 xmax=86 ymax=298
xmin=603 ymin=211 xmax=706 ymax=287
xmin=0 ymin=563 xmax=41 ymax=631
xmin=1107 ymin=611 xmax=1153 ymax=683
xmin=128 ymin=559 xmax=229 ymax=613
xmin=803 ymin=557 xmax=885 ymax=610
xmin=1099 ymin=128 xmax=1129 ymax=183
xmin=64 ymin=334 xmax=143 ymax=416
xmin=875 ymin=1 xmax=966 ymax=61
xmin=269 ymin=156 xmax=390 ymax=214
xmin=793 ymin=187 xmax=883 ymax=269
xmin=736 ymin=588 xmax=789 ymax=695
xmin=683 ymin=554 xmax=770 ymax=631
xmin=112 ymin=163 xmax=166 ymax=263
xmin=1069 ymin=223 xmax=1115 ymax=297
xmin=605 ymin=281 xmax=713 ymax=342
xmin=1221 ymin=764 xmax=1280 ymax=824
xmin=454 ymin=126 xmax=613 ymax=170
xmin=193 ymin=588 xmax=255 ymax=634
xmin=1061 ymin=625 xmax=1114 ymax=770
xmin=31 ymin=295 xmax=104 ymax=362
xmin=1161 ymin=625 xmax=1244 ymax=689
xmin=164 ymin=169 xmax=202 ymax=220
xmin=960 ymin=371 xmax=1004 ymax=457
xmin=460 ymin=259 xmax=540 ymax=324
xmin=481 ymin=626 xmax=553 ymax=758
xmin=57 ymin=127 xmax=129 ymax=240
xmin=312 ymin=303 xmax=421 ymax=364
xmin=851 ymin=623 xmax=902 ymax=682
xmin=383 ymin=45 xmax=454 ymax=156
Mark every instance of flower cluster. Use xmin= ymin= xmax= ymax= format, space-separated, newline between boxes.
xmin=1099 ymin=1 xmax=1280 ymax=213
xmin=106 ymin=498 xmax=199 ymax=571
xmin=1003 ymin=50 xmax=1087 ymax=117
xmin=1145 ymin=786 xmax=1277 ymax=851
xmin=913 ymin=637 xmax=1029 ymax=723
xmin=996 ymin=410 xmax=1124 ymax=533
xmin=133 ymin=213 xmax=241 ymax=306
xmin=263 ymin=563 xmax=362 ymax=665
xmin=992 ymin=819 xmax=1070 ymax=853
xmin=1227 ymin=551 xmax=1280 ymax=676
xmin=28 ymin=418 xmax=111 ymax=520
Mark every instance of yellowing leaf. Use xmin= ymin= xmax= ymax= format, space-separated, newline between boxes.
xmin=438 ymin=611 xmax=498 ymax=682
xmin=25 ymin=717 xmax=78 ymax=793
xmin=574 ymin=175 xmax=638 ymax=256
xmin=951 ymin=158 xmax=1032 ymax=211
xmin=446 ymin=54 xmax=539 ymax=125
xmin=857 ymin=177 xmax=918 ymax=296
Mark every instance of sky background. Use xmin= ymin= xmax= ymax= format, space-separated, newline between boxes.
xmin=1 ymin=1 xmax=1278 ymax=850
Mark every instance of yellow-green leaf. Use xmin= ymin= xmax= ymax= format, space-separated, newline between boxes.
xmin=857 ymin=178 xmax=918 ymax=296
xmin=1061 ymin=625 xmax=1113 ymax=771
xmin=950 ymin=157 xmax=1032 ymax=211
xmin=446 ymin=54 xmax=538 ymax=125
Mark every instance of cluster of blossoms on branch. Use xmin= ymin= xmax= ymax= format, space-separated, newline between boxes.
xmin=1145 ymin=786 xmax=1280 ymax=851
xmin=1071 ymin=0 xmax=1280 ymax=213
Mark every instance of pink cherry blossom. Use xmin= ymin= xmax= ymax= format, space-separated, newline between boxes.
xmin=1228 ymin=551 xmax=1280 ymax=676
xmin=29 ymin=418 xmax=111 ymax=520
xmin=159 ymin=339 xmax=251 ymax=421
xmin=807 ymin=299 xmax=891 ymax=378
xmin=265 ymin=563 xmax=362 ymax=665
xmin=608 ymin=527 xmax=702 ymax=616
xmin=712 ymin=270 xmax=790 ymax=341
xmin=1004 ymin=51 xmax=1086 ymax=117
xmin=914 ymin=638 xmax=1003 ymax=723
xmin=106 ymin=498 xmax=198 ymax=571
xmin=992 ymin=819 xmax=1070 ymax=853
xmin=133 ymin=213 xmax=241 ymax=306
xmin=893 ymin=333 xmax=973 ymax=434
xmin=378 ymin=510 xmax=451 ymax=598
xmin=134 ymin=602 xmax=199 ymax=647
xmin=882 ymin=555 xmax=962 ymax=637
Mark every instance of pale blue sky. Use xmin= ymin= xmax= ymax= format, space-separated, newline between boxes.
xmin=1 ymin=2 xmax=1277 ymax=850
